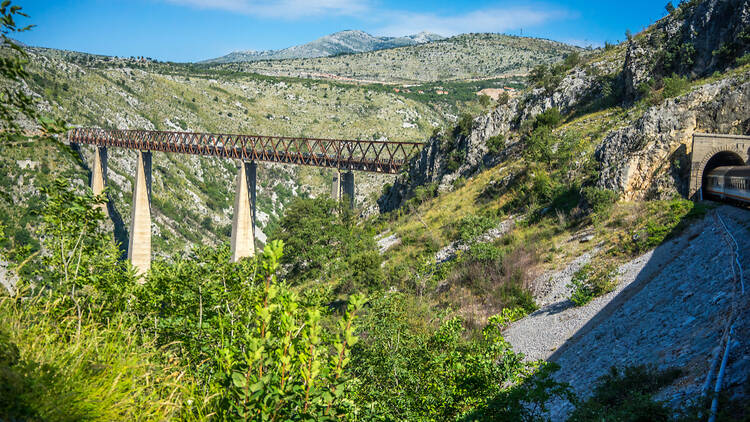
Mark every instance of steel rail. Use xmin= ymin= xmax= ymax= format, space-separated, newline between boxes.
xmin=67 ymin=128 xmax=423 ymax=174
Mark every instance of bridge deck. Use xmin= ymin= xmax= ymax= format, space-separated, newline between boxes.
xmin=68 ymin=128 xmax=423 ymax=174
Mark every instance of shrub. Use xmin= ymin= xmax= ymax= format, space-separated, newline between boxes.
xmin=350 ymin=293 xmax=538 ymax=421
xmin=736 ymin=52 xmax=750 ymax=67
xmin=563 ymin=52 xmax=582 ymax=69
xmin=478 ymin=94 xmax=491 ymax=107
xmin=454 ymin=214 xmax=498 ymax=242
xmin=381 ymin=182 xmax=392 ymax=196
xmin=568 ymin=262 xmax=618 ymax=306
xmin=534 ymin=107 xmax=563 ymax=129
xmin=213 ymin=242 xmax=366 ymax=420
xmin=445 ymin=149 xmax=466 ymax=173
xmin=486 ymin=134 xmax=506 ymax=154
xmin=582 ymin=186 xmax=618 ymax=216
xmin=468 ymin=242 xmax=503 ymax=262
xmin=496 ymin=92 xmax=510 ymax=105
xmin=568 ymin=365 xmax=682 ymax=422
xmin=662 ymin=73 xmax=689 ymax=98
xmin=413 ymin=182 xmax=438 ymax=204
xmin=272 ymin=196 xmax=381 ymax=286
xmin=345 ymin=249 xmax=384 ymax=292
xmin=454 ymin=113 xmax=474 ymax=138
xmin=622 ymin=199 xmax=706 ymax=255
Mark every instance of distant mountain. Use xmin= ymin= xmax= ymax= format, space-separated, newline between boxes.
xmin=203 ymin=30 xmax=444 ymax=64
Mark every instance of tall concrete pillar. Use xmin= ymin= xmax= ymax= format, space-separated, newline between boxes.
xmin=128 ymin=151 xmax=152 ymax=275
xmin=231 ymin=161 xmax=256 ymax=262
xmin=342 ymin=171 xmax=355 ymax=209
xmin=90 ymin=146 xmax=107 ymax=211
xmin=331 ymin=169 xmax=341 ymax=201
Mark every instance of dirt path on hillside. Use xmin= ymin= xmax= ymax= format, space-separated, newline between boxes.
xmin=504 ymin=205 xmax=750 ymax=419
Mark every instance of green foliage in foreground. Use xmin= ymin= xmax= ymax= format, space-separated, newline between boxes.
xmin=0 ymin=292 xmax=197 ymax=421
xmin=2 ymin=180 xmax=367 ymax=420
xmin=349 ymin=295 xmax=560 ymax=421
xmin=568 ymin=365 xmax=682 ymax=422
xmin=274 ymin=196 xmax=383 ymax=293
xmin=1 ymin=180 xmax=573 ymax=420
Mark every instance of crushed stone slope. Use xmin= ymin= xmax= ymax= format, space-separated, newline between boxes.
xmin=504 ymin=205 xmax=750 ymax=419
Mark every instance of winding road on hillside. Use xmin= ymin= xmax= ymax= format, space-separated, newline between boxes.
xmin=504 ymin=205 xmax=750 ymax=420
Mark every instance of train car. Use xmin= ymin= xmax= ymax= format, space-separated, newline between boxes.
xmin=704 ymin=166 xmax=750 ymax=205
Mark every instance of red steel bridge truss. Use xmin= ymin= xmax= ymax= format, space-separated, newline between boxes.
xmin=68 ymin=128 xmax=424 ymax=174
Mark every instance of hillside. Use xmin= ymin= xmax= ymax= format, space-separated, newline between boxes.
xmin=209 ymin=33 xmax=584 ymax=84
xmin=4 ymin=47 xmax=444 ymax=256
xmin=371 ymin=0 xmax=750 ymax=416
xmin=2 ymin=0 xmax=750 ymax=419
xmin=203 ymin=30 xmax=444 ymax=63
xmin=7 ymin=29 xmax=576 ymax=258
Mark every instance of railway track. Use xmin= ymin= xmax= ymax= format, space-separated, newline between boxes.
xmin=704 ymin=211 xmax=746 ymax=421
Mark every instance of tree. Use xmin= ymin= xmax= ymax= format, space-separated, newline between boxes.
xmin=273 ymin=196 xmax=381 ymax=290
xmin=0 ymin=1 xmax=65 ymax=142
xmin=37 ymin=179 xmax=135 ymax=333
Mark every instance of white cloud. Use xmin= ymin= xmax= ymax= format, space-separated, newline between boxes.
xmin=162 ymin=0 xmax=370 ymax=19
xmin=374 ymin=6 xmax=572 ymax=37
xmin=160 ymin=1 xmax=573 ymax=38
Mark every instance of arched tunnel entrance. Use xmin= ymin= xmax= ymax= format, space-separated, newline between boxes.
xmin=701 ymin=150 xmax=746 ymax=198
xmin=689 ymin=133 xmax=750 ymax=200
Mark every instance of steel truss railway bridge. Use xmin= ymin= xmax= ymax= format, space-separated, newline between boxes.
xmin=68 ymin=128 xmax=423 ymax=274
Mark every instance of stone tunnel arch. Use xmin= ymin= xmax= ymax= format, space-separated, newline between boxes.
xmin=699 ymin=150 xmax=746 ymax=198
xmin=689 ymin=134 xmax=750 ymax=200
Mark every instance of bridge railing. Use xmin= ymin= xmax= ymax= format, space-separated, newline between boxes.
xmin=68 ymin=128 xmax=424 ymax=174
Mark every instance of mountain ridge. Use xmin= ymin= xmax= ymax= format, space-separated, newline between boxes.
xmin=202 ymin=29 xmax=444 ymax=64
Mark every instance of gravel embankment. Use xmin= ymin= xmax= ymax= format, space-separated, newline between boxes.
xmin=503 ymin=205 xmax=750 ymax=420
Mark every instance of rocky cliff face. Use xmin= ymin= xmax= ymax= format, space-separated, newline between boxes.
xmin=379 ymin=0 xmax=750 ymax=212
xmin=623 ymin=0 xmax=750 ymax=98
xmin=597 ymin=73 xmax=750 ymax=200
xmin=378 ymin=101 xmax=519 ymax=212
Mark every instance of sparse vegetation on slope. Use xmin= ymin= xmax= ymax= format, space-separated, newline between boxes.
xmin=213 ymin=33 xmax=584 ymax=84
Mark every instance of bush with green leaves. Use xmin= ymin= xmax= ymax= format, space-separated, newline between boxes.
xmin=468 ymin=241 xmax=503 ymax=262
xmin=568 ymin=365 xmax=682 ymax=422
xmin=454 ymin=214 xmax=498 ymax=242
xmin=454 ymin=113 xmax=474 ymax=138
xmin=568 ymin=262 xmax=618 ymax=307
xmin=210 ymin=241 xmax=366 ymax=420
xmin=272 ymin=196 xmax=381 ymax=291
xmin=349 ymin=294 xmax=542 ymax=421
xmin=736 ymin=52 xmax=750 ymax=67
xmin=620 ymin=199 xmax=706 ymax=255
xmin=524 ymin=128 xmax=577 ymax=170
xmin=445 ymin=149 xmax=466 ymax=172
xmin=486 ymin=134 xmax=505 ymax=154
xmin=662 ymin=73 xmax=690 ymax=98
xmin=582 ymin=186 xmax=618 ymax=216
xmin=132 ymin=244 xmax=256 ymax=371
xmin=37 ymin=179 xmax=136 ymax=326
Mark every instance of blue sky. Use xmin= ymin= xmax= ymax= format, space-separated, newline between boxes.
xmin=14 ymin=1 xmax=670 ymax=62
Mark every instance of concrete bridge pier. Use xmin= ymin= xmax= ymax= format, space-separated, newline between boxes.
xmin=331 ymin=169 xmax=341 ymax=201
xmin=231 ymin=160 xmax=256 ymax=262
xmin=342 ymin=171 xmax=354 ymax=209
xmin=128 ymin=150 xmax=152 ymax=275
xmin=90 ymin=146 xmax=107 ymax=210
